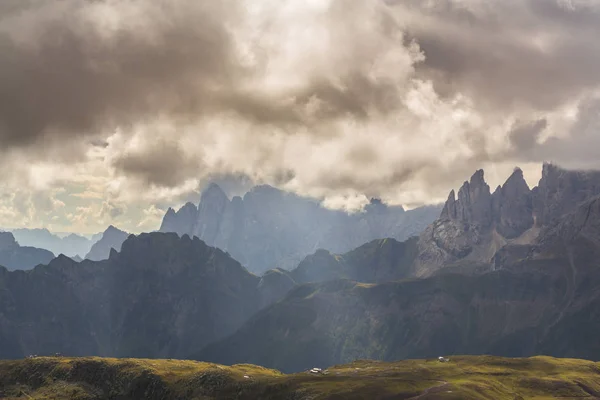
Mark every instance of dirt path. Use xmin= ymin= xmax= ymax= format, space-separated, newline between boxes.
xmin=408 ymin=381 xmax=451 ymax=399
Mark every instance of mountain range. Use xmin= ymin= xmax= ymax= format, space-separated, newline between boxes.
xmin=0 ymin=232 xmax=291 ymax=360
xmin=196 ymin=163 xmax=600 ymax=371
xmin=2 ymin=163 xmax=600 ymax=375
xmin=84 ymin=225 xmax=130 ymax=261
xmin=0 ymin=232 xmax=55 ymax=271
xmin=9 ymin=228 xmax=97 ymax=259
xmin=160 ymin=183 xmax=441 ymax=273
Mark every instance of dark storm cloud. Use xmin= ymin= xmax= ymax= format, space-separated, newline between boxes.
xmin=394 ymin=0 xmax=600 ymax=111
xmin=509 ymin=119 xmax=548 ymax=152
xmin=111 ymin=138 xmax=202 ymax=187
xmin=524 ymin=98 xmax=600 ymax=169
xmin=100 ymin=201 xmax=124 ymax=219
xmin=0 ymin=1 xmax=244 ymax=147
xmin=0 ymin=0 xmax=410 ymax=154
xmin=2 ymin=0 xmax=600 ymax=206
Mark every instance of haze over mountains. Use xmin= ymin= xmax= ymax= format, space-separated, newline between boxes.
xmin=2 ymin=163 xmax=600 ymax=375
xmin=9 ymin=228 xmax=97 ymax=258
xmin=0 ymin=232 xmax=54 ymax=271
xmin=3 ymin=1 xmax=600 ymax=397
xmin=84 ymin=225 xmax=130 ymax=261
xmin=198 ymin=163 xmax=600 ymax=371
xmin=160 ymin=183 xmax=441 ymax=273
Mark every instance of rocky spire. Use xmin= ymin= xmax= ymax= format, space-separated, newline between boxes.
xmin=494 ymin=167 xmax=534 ymax=238
xmin=194 ymin=183 xmax=230 ymax=245
xmin=160 ymin=203 xmax=198 ymax=236
xmin=441 ymin=190 xmax=457 ymax=220
xmin=444 ymin=169 xmax=492 ymax=227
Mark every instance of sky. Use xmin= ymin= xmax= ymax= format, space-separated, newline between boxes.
xmin=1 ymin=0 xmax=600 ymax=234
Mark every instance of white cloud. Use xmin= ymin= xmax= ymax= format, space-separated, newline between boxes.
xmin=0 ymin=0 xmax=599 ymax=232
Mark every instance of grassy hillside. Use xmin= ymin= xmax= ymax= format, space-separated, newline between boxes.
xmin=1 ymin=355 xmax=600 ymax=399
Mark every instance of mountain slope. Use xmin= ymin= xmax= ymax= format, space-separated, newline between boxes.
xmin=84 ymin=225 xmax=129 ymax=261
xmin=0 ymin=232 xmax=55 ymax=271
xmin=160 ymin=184 xmax=441 ymax=273
xmin=2 ymin=356 xmax=599 ymax=400
xmin=0 ymin=232 xmax=264 ymax=360
xmin=290 ymin=237 xmax=419 ymax=285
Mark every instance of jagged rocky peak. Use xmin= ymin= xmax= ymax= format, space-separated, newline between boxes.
xmin=201 ymin=183 xmax=229 ymax=202
xmin=0 ymin=232 xmax=18 ymax=251
xmin=504 ymin=168 xmax=529 ymax=192
xmin=441 ymin=190 xmax=457 ymax=220
xmin=438 ymin=167 xmax=537 ymax=241
xmin=194 ymin=183 xmax=231 ymax=245
xmin=493 ymin=167 xmax=534 ymax=239
xmin=441 ymin=169 xmax=492 ymax=228
xmin=105 ymin=225 xmax=121 ymax=234
xmin=84 ymin=225 xmax=130 ymax=261
xmin=159 ymin=202 xmax=198 ymax=236
xmin=541 ymin=161 xmax=560 ymax=180
xmin=101 ymin=225 xmax=129 ymax=238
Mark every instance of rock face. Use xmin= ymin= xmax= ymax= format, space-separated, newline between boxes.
xmin=289 ymin=237 xmax=419 ymax=285
xmin=416 ymin=164 xmax=600 ymax=276
xmin=194 ymin=183 xmax=230 ymax=244
xmin=0 ymin=230 xmax=426 ymax=361
xmin=493 ymin=168 xmax=534 ymax=239
xmin=159 ymin=202 xmax=197 ymax=236
xmin=84 ymin=225 xmax=130 ymax=261
xmin=160 ymin=184 xmax=441 ymax=273
xmin=0 ymin=232 xmax=263 ymax=360
xmin=534 ymin=162 xmax=600 ymax=226
xmin=0 ymin=232 xmax=55 ymax=271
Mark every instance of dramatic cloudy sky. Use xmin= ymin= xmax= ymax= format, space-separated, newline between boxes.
xmin=1 ymin=0 xmax=599 ymax=233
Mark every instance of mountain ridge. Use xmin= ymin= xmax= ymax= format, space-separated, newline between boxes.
xmin=0 ymin=232 xmax=272 ymax=360
xmin=0 ymin=232 xmax=55 ymax=271
xmin=160 ymin=183 xmax=441 ymax=273
xmin=10 ymin=228 xmax=94 ymax=258
xmin=2 ymin=355 xmax=599 ymax=400
xmin=195 ymin=164 xmax=600 ymax=372
xmin=415 ymin=163 xmax=600 ymax=276
xmin=84 ymin=225 xmax=130 ymax=261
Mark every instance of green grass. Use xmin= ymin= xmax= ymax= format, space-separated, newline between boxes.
xmin=1 ymin=355 xmax=600 ymax=399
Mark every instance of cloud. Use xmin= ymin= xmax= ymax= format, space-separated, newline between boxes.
xmin=1 ymin=0 xmax=600 ymax=230
xmin=110 ymin=133 xmax=203 ymax=187
xmin=393 ymin=0 xmax=600 ymax=111
xmin=137 ymin=205 xmax=166 ymax=232
xmin=100 ymin=201 xmax=125 ymax=219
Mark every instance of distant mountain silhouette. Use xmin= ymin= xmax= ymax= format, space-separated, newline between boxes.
xmin=0 ymin=232 xmax=54 ymax=271
xmin=11 ymin=228 xmax=94 ymax=257
xmin=0 ymin=232 xmax=266 ymax=360
xmin=196 ymin=165 xmax=600 ymax=372
xmin=160 ymin=184 xmax=441 ymax=273
xmin=84 ymin=225 xmax=130 ymax=261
